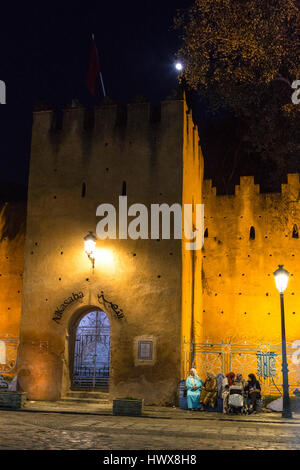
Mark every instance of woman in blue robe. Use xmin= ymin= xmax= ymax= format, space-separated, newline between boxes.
xmin=186 ymin=368 xmax=202 ymax=410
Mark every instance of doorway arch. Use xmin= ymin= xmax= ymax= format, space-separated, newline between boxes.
xmin=71 ymin=310 xmax=110 ymax=390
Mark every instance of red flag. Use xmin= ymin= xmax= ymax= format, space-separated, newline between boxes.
xmin=86 ymin=37 xmax=100 ymax=96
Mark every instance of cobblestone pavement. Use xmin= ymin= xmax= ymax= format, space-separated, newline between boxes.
xmin=1 ymin=407 xmax=300 ymax=450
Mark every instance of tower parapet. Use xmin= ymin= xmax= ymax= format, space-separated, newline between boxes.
xmin=202 ymin=172 xmax=300 ymax=345
xmin=32 ymin=98 xmax=185 ymax=137
xmin=203 ymin=173 xmax=300 ymax=199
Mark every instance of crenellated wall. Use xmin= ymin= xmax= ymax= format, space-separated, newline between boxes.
xmin=0 ymin=202 xmax=25 ymax=337
xmin=202 ymin=174 xmax=300 ymax=344
xmin=18 ymin=98 xmax=185 ymax=403
xmin=181 ymin=100 xmax=204 ymax=360
xmin=10 ymin=95 xmax=300 ymax=399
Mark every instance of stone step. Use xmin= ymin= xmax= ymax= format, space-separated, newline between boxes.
xmin=59 ymin=397 xmax=110 ymax=405
xmin=66 ymin=391 xmax=109 ymax=399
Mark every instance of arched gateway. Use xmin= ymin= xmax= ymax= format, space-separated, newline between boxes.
xmin=71 ymin=310 xmax=110 ymax=390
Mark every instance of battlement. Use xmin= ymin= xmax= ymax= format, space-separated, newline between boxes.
xmin=32 ymin=98 xmax=185 ymax=135
xmin=184 ymin=104 xmax=201 ymax=149
xmin=203 ymin=174 xmax=300 ymax=199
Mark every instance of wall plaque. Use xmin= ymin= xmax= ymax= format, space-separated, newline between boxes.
xmin=138 ymin=341 xmax=153 ymax=360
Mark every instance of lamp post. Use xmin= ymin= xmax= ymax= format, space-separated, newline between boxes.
xmin=273 ymin=265 xmax=293 ymax=419
xmin=84 ymin=232 xmax=97 ymax=269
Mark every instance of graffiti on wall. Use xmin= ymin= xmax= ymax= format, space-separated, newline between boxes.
xmin=292 ymin=340 xmax=300 ymax=365
xmin=183 ymin=340 xmax=300 ymax=396
xmin=0 ymin=336 xmax=18 ymax=380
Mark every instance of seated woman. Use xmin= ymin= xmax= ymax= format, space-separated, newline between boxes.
xmin=222 ymin=372 xmax=235 ymax=414
xmin=186 ymin=368 xmax=202 ymax=411
xmin=200 ymin=373 xmax=218 ymax=410
xmin=234 ymin=373 xmax=245 ymax=388
xmin=244 ymin=373 xmax=261 ymax=414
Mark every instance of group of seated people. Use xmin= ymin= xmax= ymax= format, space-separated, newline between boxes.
xmin=186 ymin=369 xmax=262 ymax=414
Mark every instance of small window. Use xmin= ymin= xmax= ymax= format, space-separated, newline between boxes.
xmin=81 ymin=182 xmax=86 ymax=198
xmin=292 ymin=224 xmax=299 ymax=239
xmin=249 ymin=226 xmax=255 ymax=240
xmin=138 ymin=341 xmax=153 ymax=360
xmin=204 ymin=228 xmax=208 ymax=238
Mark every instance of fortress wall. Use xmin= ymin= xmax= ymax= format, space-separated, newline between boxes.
xmin=18 ymin=99 xmax=184 ymax=404
xmin=181 ymin=100 xmax=204 ymax=372
xmin=0 ymin=202 xmax=25 ymax=338
xmin=202 ymin=174 xmax=300 ymax=344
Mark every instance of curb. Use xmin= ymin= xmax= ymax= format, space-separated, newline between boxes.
xmin=1 ymin=406 xmax=300 ymax=425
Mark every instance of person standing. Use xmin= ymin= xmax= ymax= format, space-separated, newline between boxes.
xmin=186 ymin=368 xmax=202 ymax=411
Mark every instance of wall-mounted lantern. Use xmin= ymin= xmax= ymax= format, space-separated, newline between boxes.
xmin=84 ymin=232 xmax=97 ymax=269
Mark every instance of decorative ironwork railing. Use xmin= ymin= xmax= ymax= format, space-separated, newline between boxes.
xmin=0 ymin=335 xmax=19 ymax=381
xmin=182 ymin=340 xmax=300 ymax=396
xmin=73 ymin=366 xmax=109 ymax=378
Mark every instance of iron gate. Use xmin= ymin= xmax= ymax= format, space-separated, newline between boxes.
xmin=72 ymin=311 xmax=110 ymax=390
xmin=182 ymin=340 xmax=300 ymax=396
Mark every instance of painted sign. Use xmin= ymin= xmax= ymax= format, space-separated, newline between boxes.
xmin=52 ymin=292 xmax=84 ymax=323
xmin=97 ymin=291 xmax=124 ymax=319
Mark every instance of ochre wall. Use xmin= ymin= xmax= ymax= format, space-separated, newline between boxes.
xmin=181 ymin=99 xmax=204 ymax=377
xmin=18 ymin=99 xmax=184 ymax=404
xmin=202 ymin=174 xmax=300 ymax=345
xmin=16 ymin=96 xmax=300 ymax=398
xmin=0 ymin=202 xmax=25 ymax=337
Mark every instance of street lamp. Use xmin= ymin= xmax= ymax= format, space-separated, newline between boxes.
xmin=84 ymin=232 xmax=97 ymax=269
xmin=273 ymin=265 xmax=293 ymax=418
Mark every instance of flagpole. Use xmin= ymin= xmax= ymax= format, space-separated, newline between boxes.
xmin=99 ymin=73 xmax=106 ymax=97
xmin=92 ymin=33 xmax=106 ymax=97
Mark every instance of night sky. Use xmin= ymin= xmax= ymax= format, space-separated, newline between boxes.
xmin=0 ymin=0 xmax=192 ymax=194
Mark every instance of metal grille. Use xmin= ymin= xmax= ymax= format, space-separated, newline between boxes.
xmin=138 ymin=341 xmax=153 ymax=360
xmin=72 ymin=311 xmax=110 ymax=390
xmin=182 ymin=340 xmax=300 ymax=396
xmin=0 ymin=335 xmax=19 ymax=382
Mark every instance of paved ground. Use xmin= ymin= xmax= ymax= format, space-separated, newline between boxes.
xmin=1 ymin=402 xmax=300 ymax=450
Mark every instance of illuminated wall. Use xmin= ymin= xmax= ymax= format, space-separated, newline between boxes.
xmin=202 ymin=174 xmax=300 ymax=345
xmin=181 ymin=99 xmax=204 ymax=374
xmin=0 ymin=202 xmax=25 ymax=337
xmin=18 ymin=99 xmax=184 ymax=403
xmin=15 ymin=96 xmax=300 ymax=401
